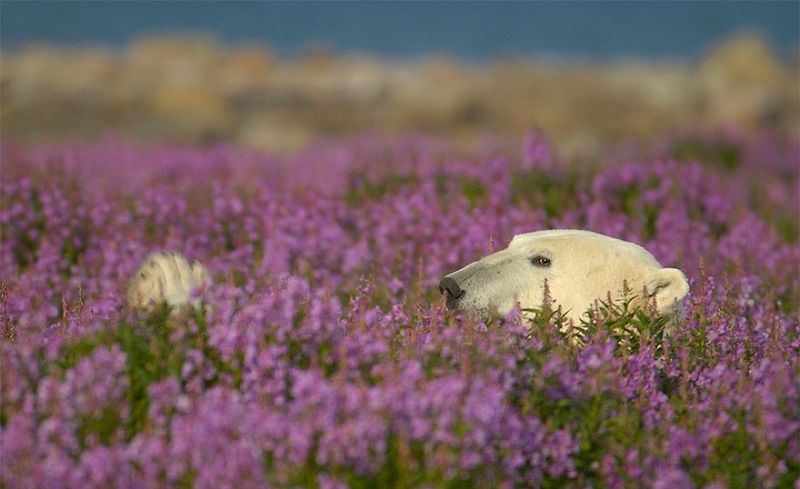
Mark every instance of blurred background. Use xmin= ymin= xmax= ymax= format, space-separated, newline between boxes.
xmin=2 ymin=1 xmax=798 ymax=155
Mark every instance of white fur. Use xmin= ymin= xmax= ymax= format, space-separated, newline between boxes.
xmin=440 ymin=230 xmax=689 ymax=326
xmin=127 ymin=230 xmax=690 ymax=329
xmin=127 ymin=252 xmax=210 ymax=311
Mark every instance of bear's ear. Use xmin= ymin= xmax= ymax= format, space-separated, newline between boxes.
xmin=646 ymin=267 xmax=690 ymax=315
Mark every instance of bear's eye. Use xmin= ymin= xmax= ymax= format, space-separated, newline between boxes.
xmin=530 ymin=255 xmax=551 ymax=268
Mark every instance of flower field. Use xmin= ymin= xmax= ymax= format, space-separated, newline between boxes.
xmin=1 ymin=131 xmax=798 ymax=488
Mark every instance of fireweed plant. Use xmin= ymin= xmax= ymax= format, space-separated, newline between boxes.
xmin=1 ymin=132 xmax=798 ymax=488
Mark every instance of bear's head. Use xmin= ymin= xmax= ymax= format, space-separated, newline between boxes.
xmin=438 ymin=230 xmax=689 ymax=326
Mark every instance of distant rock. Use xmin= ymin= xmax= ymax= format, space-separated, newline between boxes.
xmin=150 ymin=85 xmax=233 ymax=140
xmin=0 ymin=33 xmax=796 ymax=152
xmin=700 ymin=33 xmax=785 ymax=89
xmin=698 ymin=34 xmax=793 ymax=128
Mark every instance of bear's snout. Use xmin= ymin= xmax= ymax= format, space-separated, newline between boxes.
xmin=438 ymin=276 xmax=465 ymax=308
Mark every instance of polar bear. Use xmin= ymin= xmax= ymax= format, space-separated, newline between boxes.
xmin=126 ymin=251 xmax=211 ymax=311
xmin=127 ymin=230 xmax=689 ymax=329
xmin=438 ymin=229 xmax=689 ymax=326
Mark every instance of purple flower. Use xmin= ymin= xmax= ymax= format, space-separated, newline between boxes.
xmin=653 ymin=467 xmax=694 ymax=489
xmin=2 ymin=131 xmax=797 ymax=486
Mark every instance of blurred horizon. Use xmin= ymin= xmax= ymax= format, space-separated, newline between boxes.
xmin=2 ymin=1 xmax=798 ymax=154
xmin=2 ymin=1 xmax=798 ymax=61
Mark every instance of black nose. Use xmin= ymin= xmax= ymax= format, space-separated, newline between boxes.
xmin=438 ymin=277 xmax=464 ymax=299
